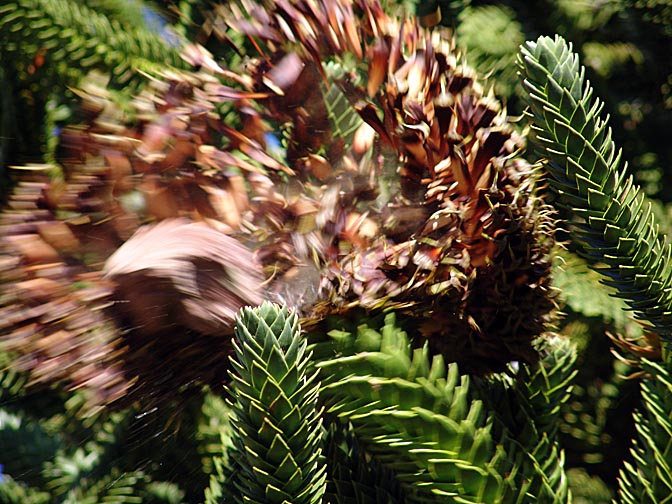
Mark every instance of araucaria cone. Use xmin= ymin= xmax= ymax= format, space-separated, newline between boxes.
xmin=0 ymin=0 xmax=556 ymax=412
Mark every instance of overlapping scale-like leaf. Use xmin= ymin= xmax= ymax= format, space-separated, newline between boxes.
xmin=323 ymin=422 xmax=404 ymax=504
xmin=508 ymin=337 xmax=576 ymax=502
xmin=314 ymin=315 xmax=576 ymax=503
xmin=618 ymin=359 xmax=672 ymax=503
xmin=316 ymin=329 xmax=503 ymax=501
xmin=227 ymin=302 xmax=326 ymax=504
xmin=518 ymin=35 xmax=672 ymax=336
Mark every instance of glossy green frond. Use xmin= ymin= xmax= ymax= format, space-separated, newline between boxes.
xmin=517 ymin=35 xmax=672 ymax=338
xmin=618 ymin=359 xmax=672 ymax=503
xmin=226 ymin=302 xmax=326 ymax=504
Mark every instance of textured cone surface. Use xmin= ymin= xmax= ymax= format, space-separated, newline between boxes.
xmin=0 ymin=0 xmax=557 ymax=411
xmin=0 ymin=176 xmax=263 ymax=410
xmin=220 ymin=0 xmax=557 ymax=370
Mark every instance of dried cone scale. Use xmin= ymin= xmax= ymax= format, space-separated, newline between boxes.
xmin=0 ymin=0 xmax=556 ymax=412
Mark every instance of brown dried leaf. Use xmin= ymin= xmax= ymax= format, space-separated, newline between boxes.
xmin=104 ymin=218 xmax=263 ymax=335
xmin=356 ymin=102 xmax=392 ymax=145
xmin=202 ymin=185 xmax=242 ymax=228
xmin=263 ymin=52 xmax=305 ymax=96
xmin=219 ymin=125 xmax=294 ymax=174
xmin=197 ymin=145 xmax=263 ymax=174
xmin=5 ymin=234 xmax=60 ymax=263
xmin=306 ymin=153 xmax=333 ymax=181
xmin=341 ymin=3 xmax=363 ymax=59
xmin=15 ymin=277 xmax=68 ymax=302
xmin=205 ymin=83 xmax=270 ymax=100
xmin=353 ymin=122 xmax=376 ymax=155
xmin=37 ymin=221 xmax=80 ymax=253
xmin=161 ymin=139 xmax=195 ymax=171
xmin=104 ymin=152 xmax=133 ymax=191
xmin=139 ymin=176 xmax=180 ymax=220
xmin=367 ymin=38 xmax=389 ymax=98
xmin=206 ymin=174 xmax=249 ymax=215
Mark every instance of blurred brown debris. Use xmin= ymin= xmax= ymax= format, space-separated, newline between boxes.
xmin=0 ymin=0 xmax=558 ymax=413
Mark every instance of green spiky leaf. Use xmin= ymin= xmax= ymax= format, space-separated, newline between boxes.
xmin=618 ymin=359 xmax=672 ymax=503
xmin=314 ymin=314 xmax=575 ymax=503
xmin=517 ymin=35 xmax=672 ymax=338
xmin=225 ymin=302 xmax=326 ymax=504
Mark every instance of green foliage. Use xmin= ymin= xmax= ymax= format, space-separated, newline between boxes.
xmin=456 ymin=5 xmax=524 ymax=99
xmin=512 ymin=336 xmax=577 ymax=490
xmin=197 ymin=392 xmax=234 ymax=477
xmin=0 ymin=0 xmax=188 ymax=168
xmin=518 ymin=33 xmax=672 ymax=503
xmin=518 ymin=34 xmax=672 ymax=338
xmin=3 ymin=1 xmax=672 ymax=502
xmin=0 ymin=409 xmax=60 ymax=490
xmin=553 ymin=0 xmax=623 ymax=32
xmin=414 ymin=0 xmax=469 ymax=26
xmin=314 ymin=315 xmax=576 ymax=503
xmin=224 ymin=302 xmax=327 ymax=503
xmin=0 ymin=378 xmax=226 ymax=502
xmin=618 ymin=359 xmax=672 ymax=503
xmin=567 ymin=468 xmax=613 ymax=504
xmin=552 ymin=249 xmax=642 ymax=482
xmin=0 ymin=0 xmax=185 ymax=88
xmin=322 ymin=62 xmax=365 ymax=153
xmin=315 ymin=315 xmax=505 ymax=502
xmin=0 ymin=353 xmax=29 ymax=403
xmin=581 ymin=41 xmax=644 ymax=79
xmin=322 ymin=422 xmax=404 ymax=504
xmin=559 ymin=355 xmax=634 ymax=470
xmin=553 ymin=248 xmax=643 ymax=335
xmin=0 ymin=474 xmax=51 ymax=504
xmin=626 ymin=0 xmax=672 ymax=36
xmin=476 ymin=337 xmax=576 ymax=504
